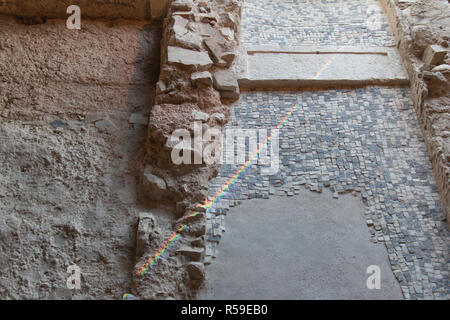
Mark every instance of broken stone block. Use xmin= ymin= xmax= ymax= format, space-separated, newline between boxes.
xmin=171 ymin=0 xmax=193 ymax=12
xmin=192 ymin=109 xmax=210 ymax=122
xmin=191 ymin=237 xmax=205 ymax=247
xmin=211 ymin=112 xmax=226 ymax=125
xmin=156 ymin=80 xmax=167 ymax=94
xmin=423 ymin=71 xmax=449 ymax=97
xmin=221 ymin=51 xmax=236 ymax=67
xmin=129 ymin=113 xmax=148 ymax=126
xmin=167 ymin=46 xmax=212 ymax=71
xmin=220 ymin=27 xmax=235 ymax=41
xmin=196 ymin=13 xmax=218 ymax=24
xmin=174 ymin=32 xmax=203 ymax=50
xmin=197 ymin=1 xmax=211 ymax=13
xmin=213 ymin=69 xmax=238 ymax=92
xmin=432 ymin=64 xmax=450 ymax=75
xmin=173 ymin=15 xmax=189 ymax=36
xmin=220 ymin=86 xmax=240 ymax=100
xmin=177 ymin=246 xmax=204 ymax=261
xmin=220 ymin=12 xmax=239 ymax=31
xmin=172 ymin=18 xmax=203 ymax=51
xmin=136 ymin=212 xmax=157 ymax=257
xmin=177 ymin=211 xmax=205 ymax=225
xmin=140 ymin=165 xmax=167 ymax=200
xmin=191 ymin=71 xmax=213 ymax=87
xmin=186 ymin=262 xmax=205 ymax=288
xmin=422 ymin=45 xmax=448 ymax=66
xmin=204 ymin=39 xmax=227 ymax=67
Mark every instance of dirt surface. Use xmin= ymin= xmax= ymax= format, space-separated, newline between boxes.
xmin=0 ymin=15 xmax=161 ymax=299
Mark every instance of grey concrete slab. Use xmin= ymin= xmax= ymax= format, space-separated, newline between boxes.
xmin=199 ymin=189 xmax=403 ymax=300
xmin=237 ymin=48 xmax=409 ymax=88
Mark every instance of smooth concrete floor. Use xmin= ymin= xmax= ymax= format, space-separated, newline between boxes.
xmin=199 ymin=189 xmax=403 ymax=300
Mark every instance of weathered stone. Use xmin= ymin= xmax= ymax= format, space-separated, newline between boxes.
xmin=220 ymin=27 xmax=235 ymax=41
xmin=171 ymin=0 xmax=193 ymax=12
xmin=422 ymin=45 xmax=448 ymax=66
xmin=423 ymin=71 xmax=448 ymax=83
xmin=141 ymin=165 xmax=167 ymax=200
xmin=191 ymin=71 xmax=213 ymax=87
xmin=192 ymin=109 xmax=210 ymax=122
xmin=213 ymin=69 xmax=238 ymax=92
xmin=129 ymin=113 xmax=148 ymax=126
xmin=186 ymin=262 xmax=205 ymax=280
xmin=136 ymin=212 xmax=157 ymax=257
xmin=204 ymin=39 xmax=226 ymax=66
xmin=173 ymin=15 xmax=189 ymax=36
xmin=177 ymin=246 xmax=204 ymax=261
xmin=220 ymin=12 xmax=239 ymax=31
xmin=172 ymin=17 xmax=202 ymax=50
xmin=211 ymin=112 xmax=226 ymax=125
xmin=221 ymin=51 xmax=236 ymax=67
xmin=177 ymin=212 xmax=205 ymax=226
xmin=174 ymin=31 xmax=203 ymax=50
xmin=197 ymin=1 xmax=211 ymax=13
xmin=432 ymin=64 xmax=450 ymax=74
xmin=167 ymin=46 xmax=213 ymax=71
xmin=220 ymin=86 xmax=240 ymax=100
xmin=191 ymin=237 xmax=205 ymax=247
xmin=156 ymin=80 xmax=168 ymax=94
xmin=196 ymin=13 xmax=218 ymax=24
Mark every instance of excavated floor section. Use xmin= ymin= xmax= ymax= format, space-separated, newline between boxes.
xmin=0 ymin=16 xmax=161 ymax=299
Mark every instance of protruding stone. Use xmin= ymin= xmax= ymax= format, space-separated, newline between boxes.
xmin=213 ymin=69 xmax=238 ymax=91
xmin=136 ymin=212 xmax=157 ymax=257
xmin=220 ymin=12 xmax=238 ymax=31
xmin=220 ymin=27 xmax=235 ymax=41
xmin=432 ymin=64 xmax=450 ymax=74
xmin=173 ymin=15 xmax=189 ymax=36
xmin=191 ymin=71 xmax=213 ymax=87
xmin=191 ymin=237 xmax=205 ymax=247
xmin=156 ymin=80 xmax=167 ymax=94
xmin=186 ymin=262 xmax=205 ymax=288
xmin=422 ymin=45 xmax=448 ymax=66
xmin=220 ymin=86 xmax=240 ymax=100
xmin=192 ymin=109 xmax=210 ymax=122
xmin=173 ymin=24 xmax=203 ymax=51
xmin=177 ymin=246 xmax=204 ymax=261
xmin=140 ymin=165 xmax=167 ymax=200
xmin=221 ymin=51 xmax=236 ymax=67
xmin=196 ymin=13 xmax=218 ymax=24
xmin=171 ymin=0 xmax=193 ymax=12
xmin=211 ymin=112 xmax=226 ymax=125
xmin=167 ymin=46 xmax=213 ymax=71
xmin=204 ymin=39 xmax=226 ymax=66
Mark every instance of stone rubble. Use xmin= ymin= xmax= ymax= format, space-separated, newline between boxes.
xmin=380 ymin=0 xmax=450 ymax=224
xmin=135 ymin=0 xmax=244 ymax=299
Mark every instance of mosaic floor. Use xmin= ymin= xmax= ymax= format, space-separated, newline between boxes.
xmin=242 ymin=0 xmax=396 ymax=47
xmin=205 ymin=88 xmax=449 ymax=299
xmin=204 ymin=0 xmax=449 ymax=300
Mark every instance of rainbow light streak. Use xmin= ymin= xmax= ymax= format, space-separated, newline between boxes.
xmin=135 ymin=36 xmax=355 ymax=277
xmin=137 ymin=218 xmax=190 ymax=276
xmin=313 ymin=36 xmax=355 ymax=79
xmin=201 ymin=103 xmax=299 ymax=211
xmin=136 ymin=104 xmax=298 ymax=277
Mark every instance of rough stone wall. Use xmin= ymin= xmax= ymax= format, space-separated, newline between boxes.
xmin=0 ymin=0 xmax=170 ymax=20
xmin=380 ymin=0 xmax=450 ymax=224
xmin=138 ymin=0 xmax=242 ymax=217
xmin=132 ymin=0 xmax=243 ymax=299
